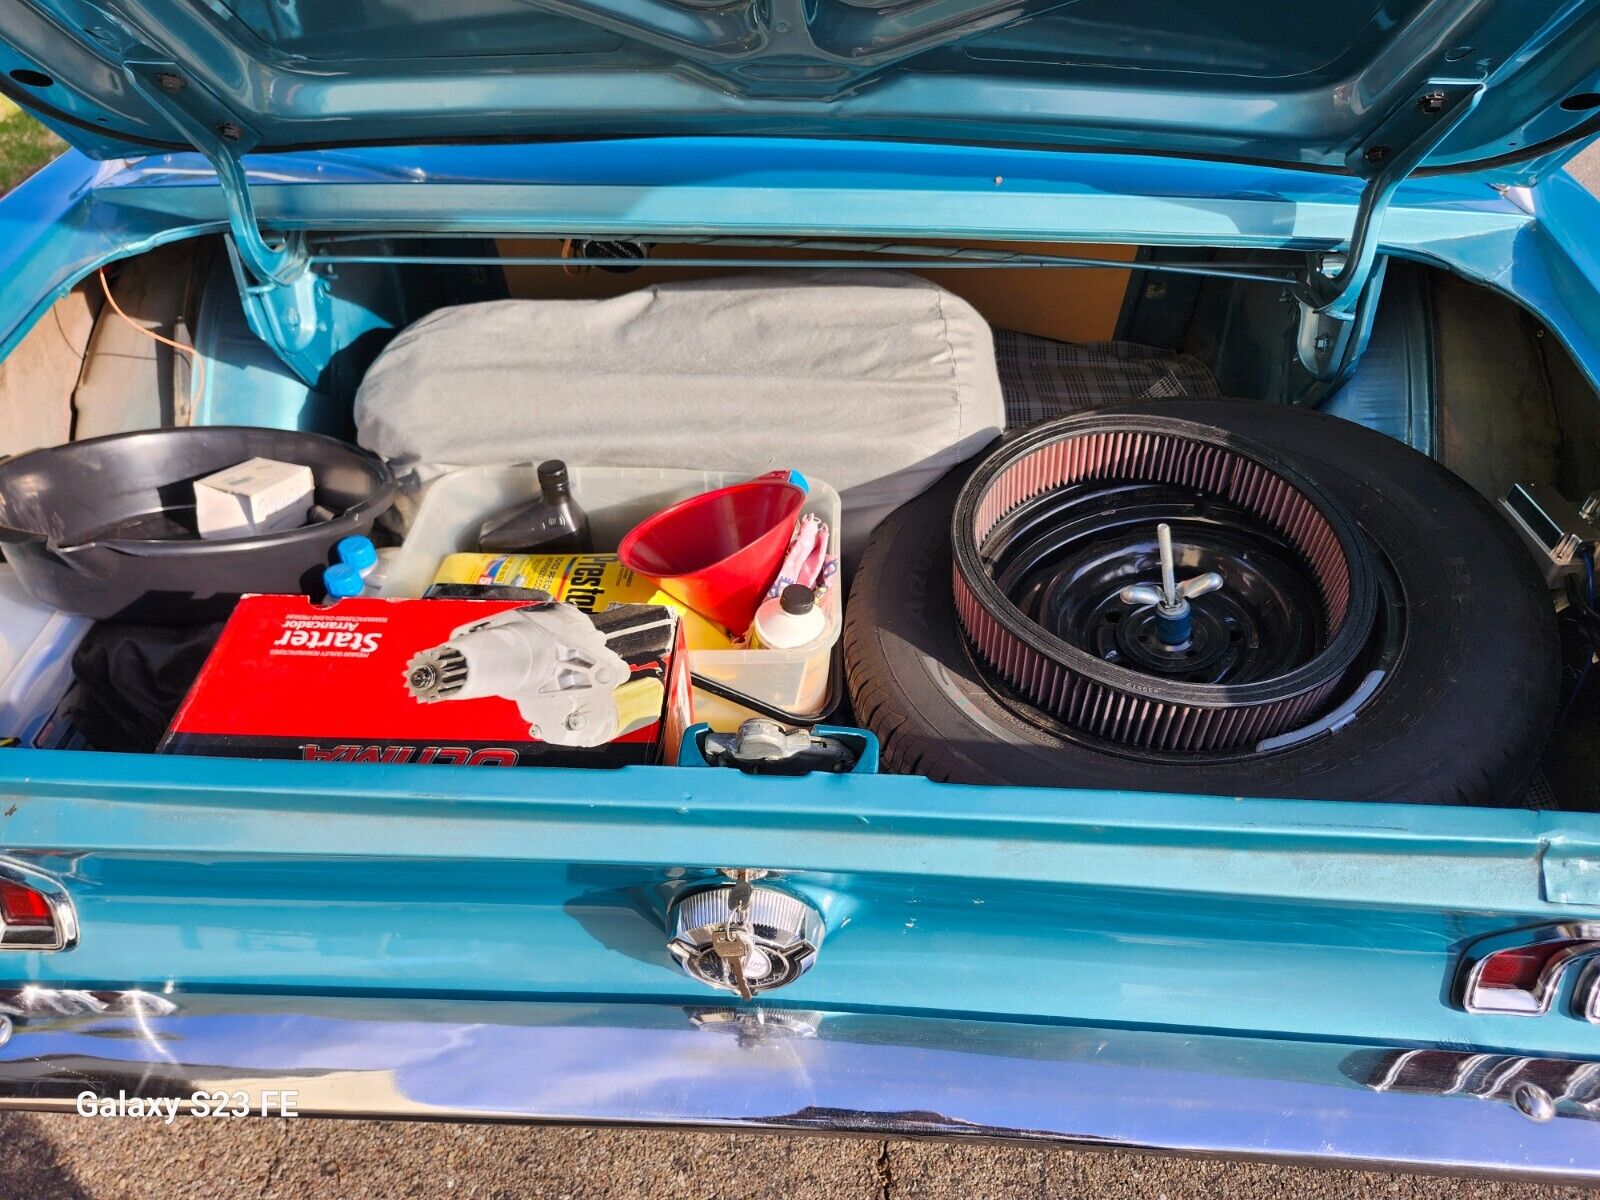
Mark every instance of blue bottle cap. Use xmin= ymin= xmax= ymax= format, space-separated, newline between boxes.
xmin=323 ymin=563 xmax=365 ymax=598
xmin=336 ymin=535 xmax=378 ymax=572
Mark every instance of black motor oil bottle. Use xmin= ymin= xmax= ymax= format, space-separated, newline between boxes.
xmin=477 ymin=459 xmax=591 ymax=553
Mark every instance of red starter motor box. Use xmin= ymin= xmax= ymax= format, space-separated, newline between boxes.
xmin=161 ymin=594 xmax=691 ymax=768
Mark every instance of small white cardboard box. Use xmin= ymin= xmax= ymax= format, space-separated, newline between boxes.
xmin=194 ymin=457 xmax=314 ymax=539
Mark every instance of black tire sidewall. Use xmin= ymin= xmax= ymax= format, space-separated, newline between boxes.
xmin=845 ymin=400 xmax=1558 ymax=806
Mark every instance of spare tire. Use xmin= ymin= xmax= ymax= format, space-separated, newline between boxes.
xmin=845 ymin=399 xmax=1558 ymax=806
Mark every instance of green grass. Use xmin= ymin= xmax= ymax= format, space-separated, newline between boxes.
xmin=0 ymin=95 xmax=65 ymax=195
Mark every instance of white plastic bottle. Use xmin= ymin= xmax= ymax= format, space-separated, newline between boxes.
xmin=751 ymin=585 xmax=828 ymax=650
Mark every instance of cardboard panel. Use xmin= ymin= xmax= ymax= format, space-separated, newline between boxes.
xmin=497 ymin=239 xmax=1134 ymax=343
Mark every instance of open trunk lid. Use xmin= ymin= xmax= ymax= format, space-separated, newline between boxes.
xmin=2 ymin=0 xmax=1599 ymax=178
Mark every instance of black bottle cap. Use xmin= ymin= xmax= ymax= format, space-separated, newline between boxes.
xmin=537 ymin=460 xmax=569 ymax=492
xmin=779 ymin=584 xmax=816 ymax=615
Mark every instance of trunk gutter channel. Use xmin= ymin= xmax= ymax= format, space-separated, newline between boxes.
xmin=118 ymin=60 xmax=1485 ymax=392
xmin=122 ymin=60 xmax=331 ymax=387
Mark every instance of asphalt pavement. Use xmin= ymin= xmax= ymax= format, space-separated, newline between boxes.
xmin=5 ymin=146 xmax=1600 ymax=1199
xmin=6 ymin=1118 xmax=1600 ymax=1200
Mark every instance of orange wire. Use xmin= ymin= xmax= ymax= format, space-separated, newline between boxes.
xmin=560 ymin=237 xmax=589 ymax=279
xmin=97 ymin=268 xmax=206 ymax=413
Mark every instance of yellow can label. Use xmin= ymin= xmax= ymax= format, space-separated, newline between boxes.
xmin=432 ymin=553 xmax=735 ymax=650
xmin=433 ymin=553 xmax=655 ymax=612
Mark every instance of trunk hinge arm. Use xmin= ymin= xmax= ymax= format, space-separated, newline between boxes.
xmin=1292 ymin=83 xmax=1483 ymax=381
xmin=121 ymin=63 xmax=331 ymax=386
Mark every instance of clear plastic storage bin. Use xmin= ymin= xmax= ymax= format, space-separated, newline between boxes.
xmin=384 ymin=466 xmax=842 ymax=729
xmin=0 ymin=566 xmax=91 ymax=743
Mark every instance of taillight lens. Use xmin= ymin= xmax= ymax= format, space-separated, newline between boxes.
xmin=0 ymin=880 xmax=55 ymax=927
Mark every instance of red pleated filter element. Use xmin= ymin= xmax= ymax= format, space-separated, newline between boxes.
xmin=951 ymin=414 xmax=1379 ymax=754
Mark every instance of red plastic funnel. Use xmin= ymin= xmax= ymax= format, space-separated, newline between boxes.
xmin=619 ymin=477 xmax=805 ymax=634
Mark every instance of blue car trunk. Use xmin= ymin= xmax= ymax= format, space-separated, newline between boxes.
xmin=1 ymin=0 xmax=1599 ymax=1172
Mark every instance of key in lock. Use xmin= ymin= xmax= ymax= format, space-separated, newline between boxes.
xmin=667 ymin=879 xmax=825 ymax=998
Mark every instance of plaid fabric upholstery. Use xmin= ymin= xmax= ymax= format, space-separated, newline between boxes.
xmin=995 ymin=330 xmax=1221 ymax=427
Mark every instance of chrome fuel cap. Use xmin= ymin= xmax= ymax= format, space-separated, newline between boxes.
xmin=667 ymin=883 xmax=824 ymax=997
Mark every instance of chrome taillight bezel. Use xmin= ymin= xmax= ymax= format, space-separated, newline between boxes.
xmin=1458 ymin=922 xmax=1600 ymax=1017
xmin=0 ymin=858 xmax=78 ymax=952
xmin=1576 ymin=958 xmax=1600 ymax=1025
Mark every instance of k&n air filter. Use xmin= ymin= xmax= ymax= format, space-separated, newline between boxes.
xmin=951 ymin=413 xmax=1379 ymax=754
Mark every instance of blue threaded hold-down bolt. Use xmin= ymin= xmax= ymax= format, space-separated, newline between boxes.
xmin=1117 ymin=523 xmax=1225 ymax=648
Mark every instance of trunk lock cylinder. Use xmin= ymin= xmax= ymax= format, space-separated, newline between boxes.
xmin=667 ymin=877 xmax=824 ymax=999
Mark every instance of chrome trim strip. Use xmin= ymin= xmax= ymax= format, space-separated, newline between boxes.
xmin=0 ymin=989 xmax=1596 ymax=1180
xmin=1577 ymin=959 xmax=1600 ymax=1026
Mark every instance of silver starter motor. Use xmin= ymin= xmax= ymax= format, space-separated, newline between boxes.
xmin=404 ymin=601 xmax=630 ymax=747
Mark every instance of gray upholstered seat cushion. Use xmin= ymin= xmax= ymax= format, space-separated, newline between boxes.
xmin=354 ymin=271 xmax=1004 ymax=561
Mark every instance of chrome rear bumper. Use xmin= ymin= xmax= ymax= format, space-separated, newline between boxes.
xmin=0 ymin=988 xmax=1595 ymax=1179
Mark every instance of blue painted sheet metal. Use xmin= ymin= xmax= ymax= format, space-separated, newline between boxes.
xmin=0 ymin=141 xmax=1538 ymax=363
xmin=3 ymin=0 xmax=1599 ymax=179
xmin=0 ymin=749 xmax=1599 ymax=1060
xmin=5 ymin=139 xmax=1595 ymax=407
xmin=3 ymin=139 xmax=1600 ymax=1071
